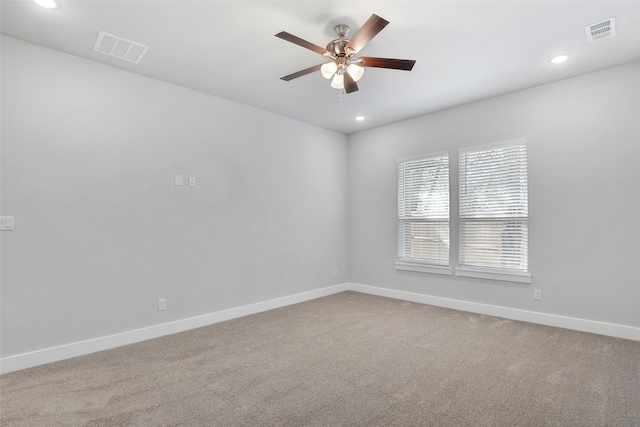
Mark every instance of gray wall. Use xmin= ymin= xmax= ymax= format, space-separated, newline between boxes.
xmin=349 ymin=61 xmax=640 ymax=328
xmin=0 ymin=36 xmax=349 ymax=358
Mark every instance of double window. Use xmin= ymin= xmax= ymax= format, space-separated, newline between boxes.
xmin=397 ymin=139 xmax=530 ymax=282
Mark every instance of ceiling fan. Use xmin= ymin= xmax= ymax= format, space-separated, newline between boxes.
xmin=275 ymin=14 xmax=416 ymax=94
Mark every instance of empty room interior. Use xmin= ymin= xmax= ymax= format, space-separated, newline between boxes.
xmin=1 ymin=1 xmax=639 ymax=425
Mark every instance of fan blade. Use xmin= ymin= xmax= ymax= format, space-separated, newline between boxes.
xmin=280 ymin=64 xmax=323 ymax=81
xmin=345 ymin=14 xmax=389 ymax=55
xmin=275 ymin=31 xmax=331 ymax=56
xmin=343 ymin=72 xmax=359 ymax=94
xmin=358 ymin=57 xmax=416 ymax=71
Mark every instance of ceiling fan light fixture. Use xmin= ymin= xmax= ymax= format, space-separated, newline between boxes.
xmin=321 ymin=62 xmax=338 ymax=79
xmin=330 ymin=73 xmax=344 ymax=89
xmin=347 ymin=64 xmax=364 ymax=82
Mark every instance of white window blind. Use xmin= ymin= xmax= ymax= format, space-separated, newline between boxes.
xmin=459 ymin=140 xmax=528 ymax=272
xmin=398 ymin=153 xmax=450 ymax=266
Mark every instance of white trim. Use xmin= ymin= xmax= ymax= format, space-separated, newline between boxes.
xmin=397 ymin=150 xmax=450 ymax=164
xmin=455 ymin=266 xmax=532 ymax=284
xmin=0 ymin=284 xmax=348 ymax=374
xmin=458 ymin=137 xmax=528 ymax=155
xmin=396 ymin=261 xmax=452 ymax=275
xmin=346 ymin=283 xmax=640 ymax=342
xmin=4 ymin=282 xmax=637 ymax=374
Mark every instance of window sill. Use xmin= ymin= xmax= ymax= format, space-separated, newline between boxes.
xmin=455 ymin=266 xmax=531 ymax=284
xmin=395 ymin=261 xmax=452 ymax=275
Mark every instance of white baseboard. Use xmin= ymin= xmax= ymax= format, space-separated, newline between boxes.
xmin=346 ymin=283 xmax=640 ymax=342
xmin=3 ymin=282 xmax=637 ymax=374
xmin=0 ymin=284 xmax=348 ymax=374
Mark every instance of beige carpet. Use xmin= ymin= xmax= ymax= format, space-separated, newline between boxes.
xmin=1 ymin=291 xmax=639 ymax=426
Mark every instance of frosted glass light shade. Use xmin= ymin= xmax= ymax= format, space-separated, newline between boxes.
xmin=320 ymin=62 xmax=338 ymax=79
xmin=347 ymin=64 xmax=364 ymax=82
xmin=330 ymin=73 xmax=344 ymax=89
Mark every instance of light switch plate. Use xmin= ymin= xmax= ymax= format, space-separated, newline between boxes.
xmin=0 ymin=216 xmax=14 ymax=231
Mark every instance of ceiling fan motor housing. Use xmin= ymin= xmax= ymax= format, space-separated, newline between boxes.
xmin=327 ymin=25 xmax=352 ymax=57
xmin=327 ymin=39 xmax=350 ymax=57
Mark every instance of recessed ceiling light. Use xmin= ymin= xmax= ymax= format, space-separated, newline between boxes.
xmin=550 ymin=54 xmax=570 ymax=64
xmin=32 ymin=0 xmax=60 ymax=8
xmin=355 ymin=116 xmax=366 ymax=122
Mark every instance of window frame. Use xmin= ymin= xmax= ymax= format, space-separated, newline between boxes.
xmin=456 ymin=139 xmax=531 ymax=284
xmin=396 ymin=152 xmax=452 ymax=275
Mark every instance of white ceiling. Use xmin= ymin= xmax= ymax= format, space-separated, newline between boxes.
xmin=2 ymin=1 xmax=640 ymax=134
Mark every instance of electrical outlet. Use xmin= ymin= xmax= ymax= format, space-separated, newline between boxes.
xmin=334 ymin=269 xmax=339 ymax=278
xmin=175 ymin=175 xmax=183 ymax=186
xmin=189 ymin=176 xmax=196 ymax=187
xmin=533 ymin=289 xmax=542 ymax=301
xmin=158 ymin=298 xmax=167 ymax=311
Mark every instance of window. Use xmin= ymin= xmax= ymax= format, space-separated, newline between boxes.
xmin=458 ymin=139 xmax=530 ymax=282
xmin=397 ymin=153 xmax=450 ymax=273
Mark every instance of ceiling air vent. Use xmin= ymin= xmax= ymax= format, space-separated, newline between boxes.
xmin=94 ymin=31 xmax=149 ymax=63
xmin=585 ymin=17 xmax=616 ymax=43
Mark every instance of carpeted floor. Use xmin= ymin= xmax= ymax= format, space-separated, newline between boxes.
xmin=1 ymin=291 xmax=639 ymax=426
